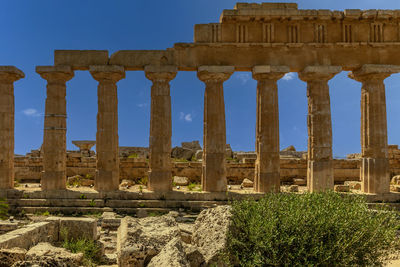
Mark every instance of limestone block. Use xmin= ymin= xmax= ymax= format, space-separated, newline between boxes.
xmin=344 ymin=181 xmax=362 ymax=190
xmin=183 ymin=244 xmax=205 ymax=267
xmin=171 ymin=147 xmax=194 ymax=161
xmin=173 ymin=176 xmax=190 ymax=186
xmin=147 ymin=238 xmax=190 ymax=267
xmin=0 ymin=247 xmax=26 ymax=266
xmin=241 ymin=178 xmax=254 ymax=188
xmin=117 ymin=214 xmax=181 ymax=267
xmin=334 ymin=185 xmax=350 ymax=192
xmin=0 ymin=221 xmax=58 ymax=250
xmin=25 ymin=242 xmax=83 ymax=266
xmin=192 ymin=206 xmax=231 ymax=265
xmin=54 ymin=50 xmax=109 ymax=70
xmin=181 ymin=141 xmax=202 ymax=151
xmin=55 ymin=217 xmax=97 ymax=241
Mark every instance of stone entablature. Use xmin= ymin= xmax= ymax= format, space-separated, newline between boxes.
xmin=195 ymin=3 xmax=400 ymax=44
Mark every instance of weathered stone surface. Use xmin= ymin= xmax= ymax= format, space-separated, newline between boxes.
xmin=117 ymin=214 xmax=181 ymax=267
xmin=181 ymin=141 xmax=202 ymax=151
xmin=174 ymin=176 xmax=190 ymax=186
xmin=391 ymin=175 xmax=400 ymax=185
xmin=0 ymin=221 xmax=58 ymax=250
xmin=101 ymin=212 xmax=121 ymax=231
xmin=171 ymin=147 xmax=194 ymax=161
xmin=72 ymin=140 xmax=95 ymax=151
xmin=0 ymin=247 xmax=26 ymax=266
xmin=289 ymin=185 xmax=299 ymax=192
xmin=54 ymin=50 xmax=109 ymax=70
xmin=147 ymin=238 xmax=190 ymax=267
xmin=46 ymin=217 xmax=97 ymax=241
xmin=282 ymin=145 xmax=296 ymax=152
xmin=344 ymin=181 xmax=362 ymax=190
xmin=183 ymin=244 xmax=205 ymax=267
xmin=16 ymin=242 xmax=83 ymax=267
xmin=192 ymin=205 xmax=231 ymax=264
xmin=241 ymin=178 xmax=254 ymax=188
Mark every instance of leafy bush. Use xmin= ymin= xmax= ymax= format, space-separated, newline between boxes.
xmin=61 ymin=227 xmax=103 ymax=266
xmin=226 ymin=191 xmax=399 ymax=266
xmin=0 ymin=198 xmax=9 ymax=220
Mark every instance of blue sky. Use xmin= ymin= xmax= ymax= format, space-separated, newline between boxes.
xmin=1 ymin=0 xmax=400 ymax=157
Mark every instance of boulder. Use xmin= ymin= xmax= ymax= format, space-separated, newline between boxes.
xmin=171 ymin=147 xmax=194 ymax=161
xmin=391 ymin=185 xmax=400 ymax=192
xmin=181 ymin=141 xmax=202 ymax=152
xmin=147 ymin=238 xmax=189 ymax=267
xmin=241 ymin=178 xmax=254 ymax=188
xmin=14 ymin=242 xmax=83 ymax=267
xmin=192 ymin=206 xmax=232 ymax=265
xmin=117 ymin=214 xmax=181 ymax=267
xmin=282 ymin=145 xmax=296 ymax=152
xmin=173 ymin=176 xmax=190 ymax=186
xmin=0 ymin=247 xmax=26 ymax=267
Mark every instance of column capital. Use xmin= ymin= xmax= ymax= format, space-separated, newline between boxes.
xmin=0 ymin=66 xmax=25 ymax=83
xmin=197 ymin=66 xmax=234 ymax=82
xmin=36 ymin=65 xmax=74 ymax=82
xmin=89 ymin=65 xmax=125 ymax=82
xmin=252 ymin=65 xmax=290 ymax=81
xmin=349 ymin=64 xmax=400 ymax=82
xmin=299 ymin=66 xmax=341 ymax=82
xmin=144 ymin=65 xmax=177 ymax=82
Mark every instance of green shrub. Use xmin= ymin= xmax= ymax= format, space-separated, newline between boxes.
xmin=0 ymin=198 xmax=8 ymax=220
xmin=61 ymin=227 xmax=103 ymax=266
xmin=128 ymin=153 xmax=138 ymax=158
xmin=226 ymin=191 xmax=400 ymax=266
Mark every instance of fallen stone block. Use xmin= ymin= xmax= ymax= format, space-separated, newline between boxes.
xmin=117 ymin=214 xmax=181 ymax=267
xmin=147 ymin=238 xmax=190 ymax=267
xmin=334 ymin=185 xmax=350 ymax=192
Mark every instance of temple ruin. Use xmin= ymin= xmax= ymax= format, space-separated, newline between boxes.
xmin=2 ymin=3 xmax=400 ymax=212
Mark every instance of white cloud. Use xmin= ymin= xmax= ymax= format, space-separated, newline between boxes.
xmin=179 ymin=112 xmax=192 ymax=122
xmin=236 ymin=73 xmax=250 ymax=84
xmin=22 ymin=108 xmax=40 ymax=117
xmin=282 ymin=72 xmax=295 ymax=81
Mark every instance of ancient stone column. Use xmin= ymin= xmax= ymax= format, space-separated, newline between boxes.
xmin=145 ymin=65 xmax=177 ymax=192
xmin=349 ymin=65 xmax=400 ymax=194
xmin=0 ymin=67 xmax=24 ymax=189
xmin=197 ymin=66 xmax=233 ymax=192
xmin=252 ymin=66 xmax=289 ymax=193
xmin=299 ymin=66 xmax=341 ymax=192
xmin=90 ymin=65 xmax=125 ymax=191
xmin=36 ymin=66 xmax=73 ymax=190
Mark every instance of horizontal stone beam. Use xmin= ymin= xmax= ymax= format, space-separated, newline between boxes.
xmin=54 ymin=50 xmax=109 ymax=70
xmin=109 ymin=50 xmax=175 ymax=70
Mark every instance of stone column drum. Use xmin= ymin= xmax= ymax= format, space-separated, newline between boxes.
xmin=145 ymin=65 xmax=177 ymax=192
xmin=349 ymin=65 xmax=400 ymax=194
xmin=90 ymin=65 xmax=125 ymax=191
xmin=197 ymin=66 xmax=233 ymax=192
xmin=252 ymin=66 xmax=289 ymax=193
xmin=0 ymin=67 xmax=24 ymax=189
xmin=36 ymin=66 xmax=73 ymax=190
xmin=299 ymin=66 xmax=341 ymax=192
